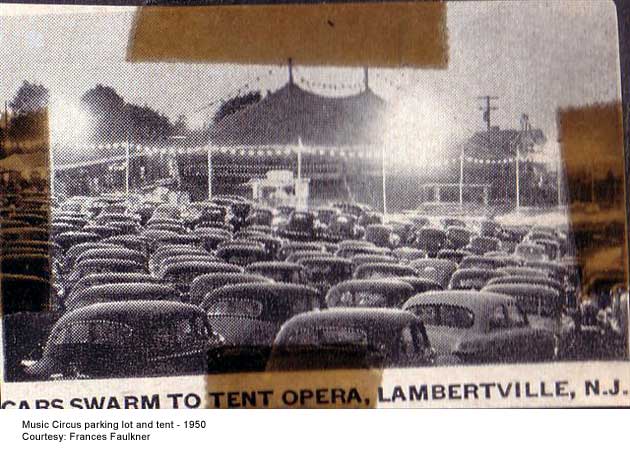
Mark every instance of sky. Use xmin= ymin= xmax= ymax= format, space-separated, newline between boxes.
xmin=0 ymin=1 xmax=622 ymax=153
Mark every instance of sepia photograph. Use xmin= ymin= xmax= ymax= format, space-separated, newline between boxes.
xmin=0 ymin=1 xmax=627 ymax=401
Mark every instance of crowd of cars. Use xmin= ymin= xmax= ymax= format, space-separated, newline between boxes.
xmin=1 ymin=191 xmax=628 ymax=380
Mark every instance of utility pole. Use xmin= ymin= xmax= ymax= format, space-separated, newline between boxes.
xmin=297 ymin=137 xmax=303 ymax=208
xmin=459 ymin=144 xmax=464 ymax=208
xmin=477 ymin=96 xmax=498 ymax=131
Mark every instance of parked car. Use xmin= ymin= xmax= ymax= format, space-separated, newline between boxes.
xmin=326 ymin=279 xmax=415 ymax=309
xmin=482 ymin=283 xmax=576 ymax=358
xmin=353 ymin=262 xmax=418 ymax=280
xmin=446 ymin=226 xmax=474 ymax=250
xmin=410 ymin=259 xmax=458 ymax=289
xmin=266 ymin=309 xmax=435 ymax=371
xmin=203 ymin=283 xmax=322 ymax=372
xmin=188 ymin=273 xmax=273 ymax=305
xmin=216 ymin=242 xmax=269 ymax=265
xmin=66 ymin=283 xmax=180 ymax=311
xmin=365 ymin=224 xmax=399 ymax=248
xmin=298 ymin=256 xmax=354 ymax=295
xmin=245 ymin=261 xmax=306 ymax=284
xmin=65 ymin=273 xmax=160 ymax=304
xmin=514 ymin=242 xmax=547 ymax=262
xmin=160 ymin=261 xmax=243 ymax=298
xmin=413 ymin=227 xmax=447 ymax=257
xmin=20 ymin=301 xmax=223 ymax=379
xmin=403 ymin=291 xmax=556 ymax=364
xmin=449 ymin=268 xmax=503 ymax=290
xmin=458 ymin=255 xmax=506 ymax=271
xmin=465 ymin=236 xmax=501 ymax=255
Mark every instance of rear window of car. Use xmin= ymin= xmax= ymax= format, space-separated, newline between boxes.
xmin=284 ymin=326 xmax=369 ymax=348
xmin=338 ymin=291 xmax=389 ymax=308
xmin=208 ymin=298 xmax=264 ymax=318
xmin=413 ymin=305 xmax=475 ymax=329
xmin=50 ymin=320 xmax=134 ymax=346
xmin=149 ymin=316 xmax=209 ymax=350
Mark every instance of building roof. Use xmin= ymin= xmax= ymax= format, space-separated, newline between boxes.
xmin=210 ymin=82 xmax=386 ymax=147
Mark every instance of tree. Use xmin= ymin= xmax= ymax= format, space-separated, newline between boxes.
xmin=80 ymin=85 xmax=176 ymax=143
xmin=9 ymin=81 xmax=49 ymax=115
xmin=213 ymin=91 xmax=262 ymax=124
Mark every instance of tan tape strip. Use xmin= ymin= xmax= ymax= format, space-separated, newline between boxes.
xmin=557 ymin=103 xmax=628 ymax=291
xmin=127 ymin=2 xmax=447 ymax=67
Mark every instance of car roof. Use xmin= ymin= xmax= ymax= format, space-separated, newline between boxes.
xmin=403 ymin=290 xmax=513 ymax=312
xmin=275 ymin=308 xmax=418 ymax=339
xmin=483 ymin=283 xmax=560 ymax=297
xmin=208 ymin=282 xmax=318 ymax=300
xmin=329 ymin=279 xmax=415 ymax=293
xmin=54 ymin=301 xmax=204 ymax=328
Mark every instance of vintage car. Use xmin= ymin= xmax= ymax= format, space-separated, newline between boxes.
xmin=101 ymin=235 xmax=150 ymax=255
xmin=523 ymin=260 xmax=567 ymax=284
xmin=66 ymin=283 xmax=180 ymax=311
xmin=21 ymin=301 xmax=222 ymax=379
xmin=285 ymin=250 xmax=337 ymax=264
xmin=237 ymin=234 xmax=283 ymax=260
xmin=394 ymin=276 xmax=443 ymax=295
xmin=324 ymin=213 xmax=364 ymax=241
xmin=266 ymin=309 xmax=435 ymax=371
xmin=458 ymin=255 xmax=506 ymax=271
xmin=485 ymin=275 xmax=564 ymax=296
xmin=441 ymin=218 xmax=467 ymax=229
xmin=315 ymin=207 xmax=341 ymax=227
xmin=403 ymin=291 xmax=556 ymax=364
xmin=183 ymin=203 xmax=227 ymax=229
xmin=365 ymin=224 xmax=399 ymax=248
xmin=514 ymin=242 xmax=547 ymax=262
xmin=335 ymin=240 xmax=389 ymax=259
xmin=277 ymin=241 xmax=326 ymax=261
xmin=149 ymin=245 xmax=211 ymax=273
xmin=479 ymin=219 xmax=502 ymax=238
xmin=74 ymin=247 xmax=147 ymax=269
xmin=410 ymin=259 xmax=458 ymax=289
xmin=436 ymin=249 xmax=471 ymax=264
xmin=67 ymin=256 xmax=146 ymax=278
xmin=353 ymin=262 xmax=418 ymax=280
xmin=65 ymin=272 xmax=160 ymax=304
xmin=465 ymin=236 xmax=501 ymax=255
xmin=188 ymin=273 xmax=273 ymax=305
xmin=445 ymin=226 xmax=474 ymax=250
xmin=449 ymin=268 xmax=504 ymax=290
xmin=392 ymin=247 xmax=427 ymax=262
xmin=216 ymin=242 xmax=269 ymax=265
xmin=298 ymin=256 xmax=354 ymax=294
xmin=332 ymin=202 xmax=367 ymax=219
xmin=203 ymin=283 xmax=322 ymax=372
xmin=160 ymin=260 xmax=243 ymax=298
xmin=156 ymin=254 xmax=222 ymax=278
xmin=245 ymin=207 xmax=275 ymax=227
xmin=54 ymin=231 xmax=100 ymax=251
xmin=193 ymin=227 xmax=232 ymax=251
xmin=151 ymin=204 xmax=181 ymax=221
xmin=245 ymin=261 xmax=306 ymax=284
xmin=351 ymin=254 xmax=398 ymax=270
xmin=277 ymin=210 xmax=322 ymax=241
xmin=326 ymin=279 xmax=415 ymax=309
xmin=482 ymin=283 xmax=576 ymax=358
xmin=413 ymin=227 xmax=447 ymax=257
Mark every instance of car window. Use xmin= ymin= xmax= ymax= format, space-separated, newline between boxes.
xmin=284 ymin=326 xmax=369 ymax=349
xmin=209 ymin=298 xmax=263 ymax=318
xmin=413 ymin=305 xmax=474 ymax=328
xmin=504 ymin=302 xmax=528 ymax=327
xmin=51 ymin=320 xmax=133 ymax=346
xmin=150 ymin=316 xmax=209 ymax=351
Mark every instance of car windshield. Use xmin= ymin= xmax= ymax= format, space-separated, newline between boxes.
xmin=413 ymin=304 xmax=475 ymax=328
xmin=337 ymin=291 xmax=392 ymax=308
xmin=303 ymin=263 xmax=351 ymax=283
